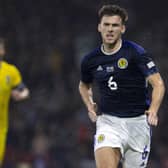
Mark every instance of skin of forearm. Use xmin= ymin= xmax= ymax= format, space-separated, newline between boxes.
xmin=149 ymin=82 xmax=165 ymax=113
xmin=88 ymin=88 xmax=94 ymax=103
xmin=79 ymin=82 xmax=93 ymax=108
xmin=12 ymin=88 xmax=29 ymax=101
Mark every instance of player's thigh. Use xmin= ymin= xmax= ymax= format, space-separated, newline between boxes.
xmin=95 ymin=147 xmax=121 ymax=168
xmin=0 ymin=132 xmax=7 ymax=164
xmin=123 ymin=148 xmax=149 ymax=168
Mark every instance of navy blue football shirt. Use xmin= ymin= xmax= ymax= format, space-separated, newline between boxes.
xmin=80 ymin=40 xmax=158 ymax=117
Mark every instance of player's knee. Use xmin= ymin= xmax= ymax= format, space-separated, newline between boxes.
xmin=97 ymin=163 xmax=117 ymax=168
xmin=96 ymin=160 xmax=118 ymax=168
xmin=95 ymin=148 xmax=120 ymax=168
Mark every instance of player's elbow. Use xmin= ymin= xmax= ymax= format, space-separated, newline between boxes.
xmin=160 ymin=80 xmax=166 ymax=94
xmin=79 ymin=81 xmax=90 ymax=93
xmin=154 ymin=79 xmax=166 ymax=95
xmin=148 ymin=74 xmax=165 ymax=92
xmin=157 ymin=78 xmax=165 ymax=90
xmin=79 ymin=81 xmax=84 ymax=93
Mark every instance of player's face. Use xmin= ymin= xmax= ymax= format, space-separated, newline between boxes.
xmin=0 ymin=44 xmax=5 ymax=60
xmin=98 ymin=15 xmax=125 ymax=45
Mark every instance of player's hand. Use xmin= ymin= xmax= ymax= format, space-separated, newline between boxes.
xmin=87 ymin=102 xmax=98 ymax=123
xmin=145 ymin=110 xmax=158 ymax=126
xmin=11 ymin=89 xmax=29 ymax=101
xmin=11 ymin=90 xmax=21 ymax=101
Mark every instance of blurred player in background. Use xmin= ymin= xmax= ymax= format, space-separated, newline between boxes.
xmin=0 ymin=38 xmax=29 ymax=166
xmin=79 ymin=5 xmax=165 ymax=168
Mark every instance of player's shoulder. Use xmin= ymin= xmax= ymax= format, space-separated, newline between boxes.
xmin=2 ymin=61 xmax=14 ymax=69
xmin=82 ymin=47 xmax=100 ymax=59
xmin=123 ymin=40 xmax=146 ymax=55
xmin=81 ymin=46 xmax=100 ymax=63
xmin=2 ymin=61 xmax=19 ymax=72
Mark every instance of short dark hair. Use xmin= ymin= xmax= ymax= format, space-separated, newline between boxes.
xmin=98 ymin=5 xmax=128 ymax=24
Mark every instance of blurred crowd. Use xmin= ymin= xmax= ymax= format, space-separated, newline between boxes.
xmin=0 ymin=0 xmax=167 ymax=167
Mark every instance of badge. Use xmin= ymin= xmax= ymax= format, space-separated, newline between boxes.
xmin=6 ymin=76 xmax=10 ymax=85
xmin=98 ymin=134 xmax=105 ymax=143
xmin=118 ymin=58 xmax=128 ymax=69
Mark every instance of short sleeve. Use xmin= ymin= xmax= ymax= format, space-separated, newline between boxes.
xmin=11 ymin=65 xmax=22 ymax=88
xmin=134 ymin=52 xmax=158 ymax=77
xmin=80 ymin=57 xmax=93 ymax=83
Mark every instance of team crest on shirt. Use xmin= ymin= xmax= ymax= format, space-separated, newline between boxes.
xmin=97 ymin=134 xmax=105 ymax=143
xmin=5 ymin=76 xmax=11 ymax=85
xmin=117 ymin=58 xmax=128 ymax=69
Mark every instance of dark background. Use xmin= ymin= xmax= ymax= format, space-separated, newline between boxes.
xmin=0 ymin=0 xmax=167 ymax=167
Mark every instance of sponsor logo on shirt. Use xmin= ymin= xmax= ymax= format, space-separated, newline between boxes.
xmin=97 ymin=65 xmax=103 ymax=71
xmin=106 ymin=66 xmax=114 ymax=73
xmin=118 ymin=58 xmax=128 ymax=69
xmin=147 ymin=61 xmax=155 ymax=69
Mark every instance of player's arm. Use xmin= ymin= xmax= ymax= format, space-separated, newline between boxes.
xmin=79 ymin=81 xmax=93 ymax=106
xmin=134 ymin=49 xmax=165 ymax=126
xmin=146 ymin=73 xmax=165 ymax=126
xmin=11 ymin=83 xmax=29 ymax=101
xmin=10 ymin=65 xmax=30 ymax=101
xmin=79 ymin=81 xmax=98 ymax=122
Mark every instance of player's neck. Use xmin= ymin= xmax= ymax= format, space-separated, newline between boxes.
xmin=102 ymin=39 xmax=122 ymax=55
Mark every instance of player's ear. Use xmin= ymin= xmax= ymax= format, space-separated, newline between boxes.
xmin=121 ymin=25 xmax=126 ymax=34
xmin=98 ymin=24 xmax=101 ymax=32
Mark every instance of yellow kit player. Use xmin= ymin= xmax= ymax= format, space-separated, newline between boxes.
xmin=0 ymin=38 xmax=29 ymax=165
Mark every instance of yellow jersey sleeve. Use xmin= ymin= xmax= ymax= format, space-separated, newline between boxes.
xmin=10 ymin=65 xmax=22 ymax=88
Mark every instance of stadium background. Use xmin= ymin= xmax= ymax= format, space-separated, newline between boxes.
xmin=0 ymin=0 xmax=168 ymax=167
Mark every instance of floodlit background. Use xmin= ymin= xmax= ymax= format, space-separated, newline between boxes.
xmin=1 ymin=0 xmax=167 ymax=167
